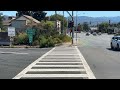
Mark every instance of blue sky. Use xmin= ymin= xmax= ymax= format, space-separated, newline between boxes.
xmin=1 ymin=11 xmax=120 ymax=17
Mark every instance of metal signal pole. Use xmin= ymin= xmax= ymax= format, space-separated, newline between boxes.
xmin=72 ymin=11 xmax=74 ymax=45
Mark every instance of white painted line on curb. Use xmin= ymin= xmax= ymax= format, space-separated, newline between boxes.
xmin=75 ymin=46 xmax=96 ymax=79
xmin=13 ymin=47 xmax=55 ymax=79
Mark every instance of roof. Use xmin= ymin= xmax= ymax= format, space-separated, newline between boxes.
xmin=2 ymin=20 xmax=12 ymax=26
xmin=11 ymin=15 xmax=40 ymax=24
xmin=23 ymin=15 xmax=40 ymax=24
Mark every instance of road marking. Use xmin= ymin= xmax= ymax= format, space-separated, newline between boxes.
xmin=20 ymin=74 xmax=88 ymax=79
xmin=33 ymin=65 xmax=84 ymax=67
xmin=13 ymin=47 xmax=55 ymax=79
xmin=36 ymin=62 xmax=82 ymax=64
xmin=13 ymin=46 xmax=95 ymax=79
xmin=28 ymin=69 xmax=86 ymax=72
xmin=75 ymin=46 xmax=96 ymax=79
xmin=0 ymin=52 xmax=28 ymax=55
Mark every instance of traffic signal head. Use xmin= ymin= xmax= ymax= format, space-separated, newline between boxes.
xmin=68 ymin=21 xmax=74 ymax=28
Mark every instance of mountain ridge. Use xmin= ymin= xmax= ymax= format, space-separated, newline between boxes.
xmin=66 ymin=16 xmax=120 ymax=25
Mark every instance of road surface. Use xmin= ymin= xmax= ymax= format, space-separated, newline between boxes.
xmin=76 ymin=32 xmax=120 ymax=79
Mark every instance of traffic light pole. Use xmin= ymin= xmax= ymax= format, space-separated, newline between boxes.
xmin=72 ymin=11 xmax=74 ymax=45
xmin=66 ymin=11 xmax=74 ymax=45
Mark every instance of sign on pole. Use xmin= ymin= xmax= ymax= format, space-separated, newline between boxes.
xmin=8 ymin=27 xmax=15 ymax=47
xmin=26 ymin=28 xmax=35 ymax=46
xmin=8 ymin=27 xmax=15 ymax=36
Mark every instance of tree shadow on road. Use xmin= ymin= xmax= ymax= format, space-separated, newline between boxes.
xmin=106 ymin=48 xmax=120 ymax=52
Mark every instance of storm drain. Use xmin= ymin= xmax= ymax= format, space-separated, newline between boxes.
xmin=13 ymin=46 xmax=95 ymax=79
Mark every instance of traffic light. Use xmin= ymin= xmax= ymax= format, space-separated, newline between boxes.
xmin=68 ymin=21 xmax=74 ymax=28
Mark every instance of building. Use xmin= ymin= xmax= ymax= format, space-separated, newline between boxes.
xmin=90 ymin=27 xmax=98 ymax=33
xmin=114 ymin=27 xmax=120 ymax=34
xmin=10 ymin=15 xmax=40 ymax=32
xmin=2 ymin=20 xmax=12 ymax=31
xmin=2 ymin=16 xmax=16 ymax=31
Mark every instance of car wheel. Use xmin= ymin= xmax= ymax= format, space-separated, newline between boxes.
xmin=111 ymin=43 xmax=114 ymax=50
xmin=117 ymin=44 xmax=119 ymax=50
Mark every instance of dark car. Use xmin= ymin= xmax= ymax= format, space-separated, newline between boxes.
xmin=86 ymin=32 xmax=90 ymax=36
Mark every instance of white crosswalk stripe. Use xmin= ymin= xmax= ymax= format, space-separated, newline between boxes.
xmin=13 ymin=46 xmax=95 ymax=79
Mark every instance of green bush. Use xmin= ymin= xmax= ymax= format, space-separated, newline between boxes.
xmin=39 ymin=36 xmax=47 ymax=48
xmin=32 ymin=40 xmax=39 ymax=46
xmin=47 ymin=37 xmax=55 ymax=47
xmin=53 ymin=38 xmax=62 ymax=44
xmin=14 ymin=33 xmax=28 ymax=45
xmin=58 ymin=34 xmax=72 ymax=42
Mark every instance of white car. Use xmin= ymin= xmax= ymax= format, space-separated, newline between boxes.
xmin=111 ymin=36 xmax=120 ymax=50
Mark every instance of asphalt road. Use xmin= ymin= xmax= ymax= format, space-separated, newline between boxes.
xmin=0 ymin=48 xmax=52 ymax=79
xmin=76 ymin=32 xmax=120 ymax=79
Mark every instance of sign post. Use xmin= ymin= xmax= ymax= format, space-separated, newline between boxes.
xmin=26 ymin=28 xmax=35 ymax=47
xmin=8 ymin=27 xmax=15 ymax=47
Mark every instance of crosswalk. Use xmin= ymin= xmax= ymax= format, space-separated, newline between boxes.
xmin=13 ymin=46 xmax=95 ymax=79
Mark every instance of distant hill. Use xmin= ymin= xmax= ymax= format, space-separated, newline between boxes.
xmin=66 ymin=16 xmax=120 ymax=25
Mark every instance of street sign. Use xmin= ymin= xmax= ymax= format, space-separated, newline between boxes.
xmin=8 ymin=27 xmax=15 ymax=36
xmin=26 ymin=28 xmax=35 ymax=35
xmin=26 ymin=28 xmax=36 ymax=44
xmin=28 ymin=35 xmax=33 ymax=43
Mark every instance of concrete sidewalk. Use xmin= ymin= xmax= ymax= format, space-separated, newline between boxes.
xmin=13 ymin=44 xmax=95 ymax=79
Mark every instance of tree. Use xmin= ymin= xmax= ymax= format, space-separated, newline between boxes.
xmin=83 ymin=22 xmax=89 ymax=32
xmin=77 ymin=23 xmax=83 ymax=31
xmin=98 ymin=22 xmax=109 ymax=33
xmin=0 ymin=14 xmax=3 ymax=29
xmin=16 ymin=11 xmax=47 ymax=21
xmin=50 ymin=14 xmax=67 ymax=29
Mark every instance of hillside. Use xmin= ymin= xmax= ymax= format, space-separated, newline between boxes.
xmin=66 ymin=16 xmax=120 ymax=25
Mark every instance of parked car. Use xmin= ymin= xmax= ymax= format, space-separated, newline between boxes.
xmin=98 ymin=32 xmax=102 ymax=35
xmin=86 ymin=32 xmax=90 ymax=36
xmin=110 ymin=36 xmax=120 ymax=50
xmin=92 ymin=32 xmax=97 ymax=36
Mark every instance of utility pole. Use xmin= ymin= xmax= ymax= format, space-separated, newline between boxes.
xmin=72 ymin=11 xmax=74 ymax=45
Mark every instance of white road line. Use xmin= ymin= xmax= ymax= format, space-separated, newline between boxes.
xmin=21 ymin=74 xmax=88 ymax=78
xmin=28 ymin=69 xmax=86 ymax=72
xmin=36 ymin=62 xmax=82 ymax=64
xmin=48 ymin=54 xmax=79 ymax=55
xmin=0 ymin=52 xmax=28 ymax=55
xmin=75 ymin=46 xmax=96 ymax=79
xmin=13 ymin=47 xmax=55 ymax=79
xmin=33 ymin=65 xmax=84 ymax=67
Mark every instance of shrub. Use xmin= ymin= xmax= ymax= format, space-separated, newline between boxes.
xmin=47 ymin=36 xmax=55 ymax=47
xmin=53 ymin=38 xmax=62 ymax=44
xmin=39 ymin=36 xmax=47 ymax=48
xmin=58 ymin=34 xmax=72 ymax=42
xmin=14 ymin=33 xmax=28 ymax=45
xmin=32 ymin=40 xmax=39 ymax=46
